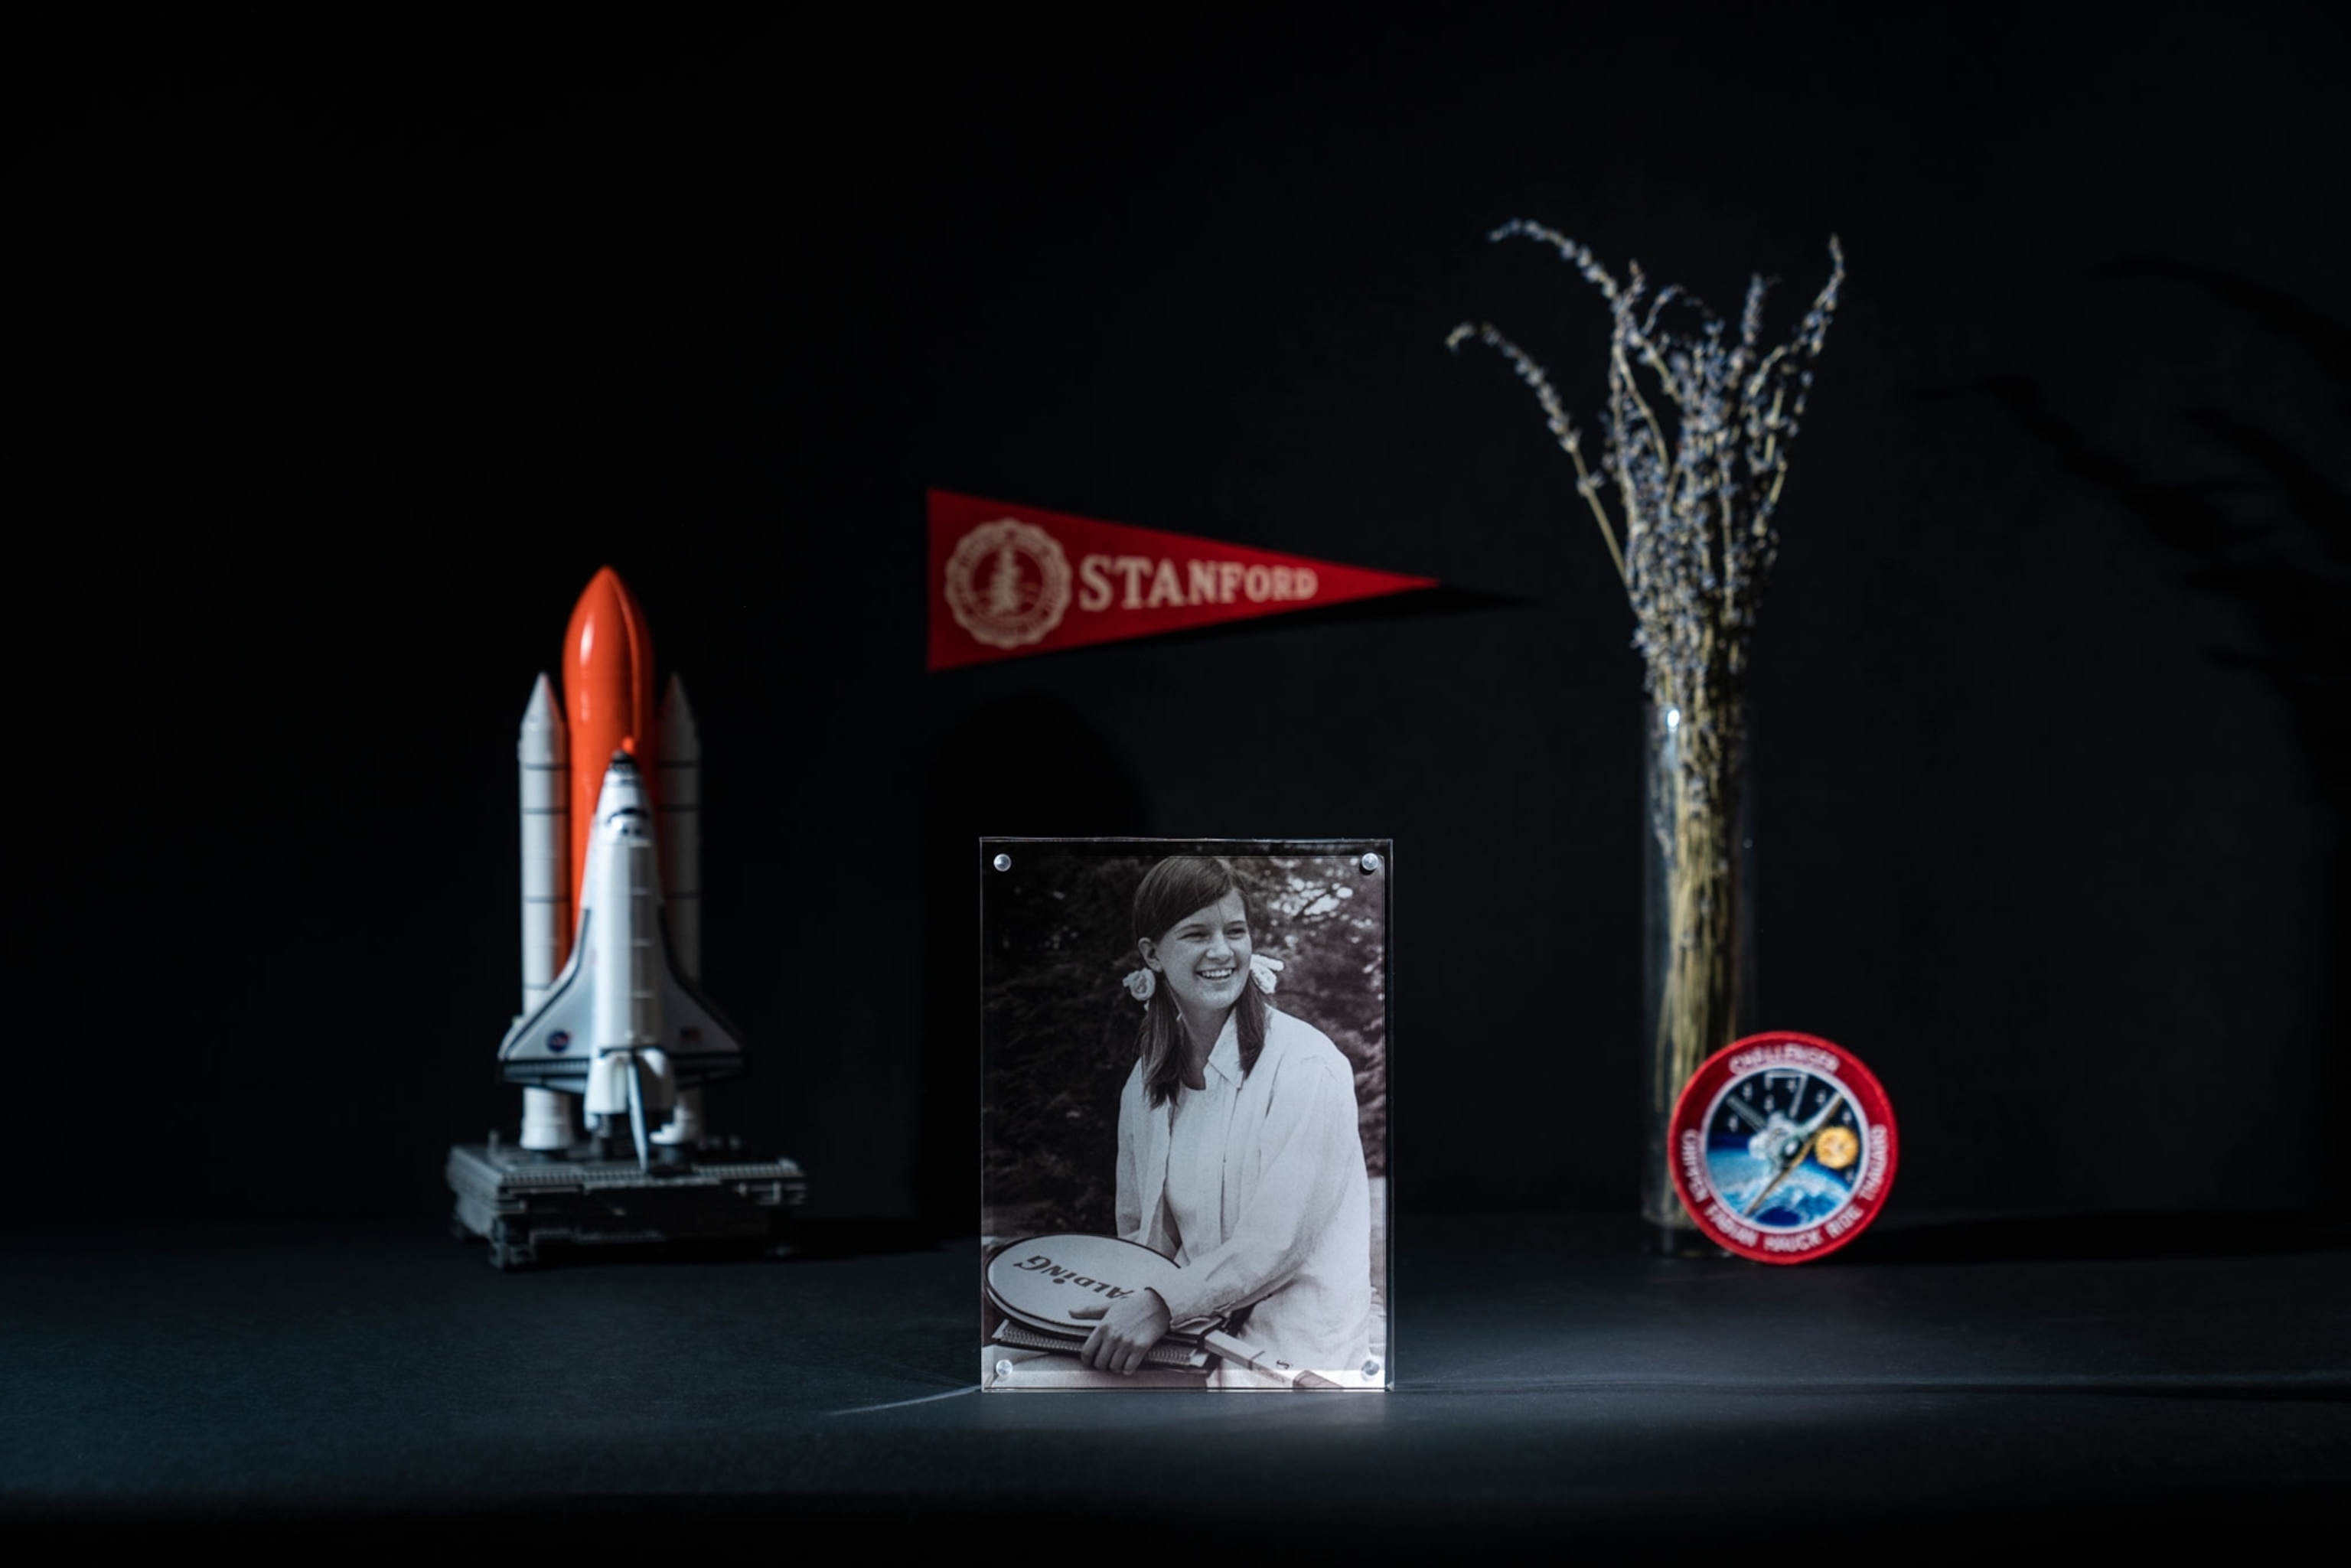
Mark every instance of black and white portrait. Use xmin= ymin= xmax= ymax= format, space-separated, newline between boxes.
xmin=981 ymin=841 xmax=1391 ymax=1390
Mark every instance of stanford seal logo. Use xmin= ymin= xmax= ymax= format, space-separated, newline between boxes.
xmin=944 ymin=519 xmax=1073 ymax=649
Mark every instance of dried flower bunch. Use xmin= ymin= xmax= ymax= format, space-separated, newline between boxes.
xmin=1448 ymin=221 xmax=1845 ymax=750
xmin=1451 ymin=225 xmax=1846 ymax=1237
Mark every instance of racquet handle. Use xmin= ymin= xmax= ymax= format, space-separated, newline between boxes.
xmin=1201 ymin=1330 xmax=1350 ymax=1390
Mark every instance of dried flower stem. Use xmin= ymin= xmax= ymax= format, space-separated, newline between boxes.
xmin=1443 ymin=322 xmax=1629 ymax=583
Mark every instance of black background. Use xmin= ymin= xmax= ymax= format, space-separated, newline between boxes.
xmin=11 ymin=8 xmax=2345 ymax=1231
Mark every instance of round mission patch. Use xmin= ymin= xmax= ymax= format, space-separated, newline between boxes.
xmin=1668 ymin=1031 xmax=1899 ymax=1264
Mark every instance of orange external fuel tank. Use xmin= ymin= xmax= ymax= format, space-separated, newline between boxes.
xmin=561 ymin=568 xmax=657 ymax=927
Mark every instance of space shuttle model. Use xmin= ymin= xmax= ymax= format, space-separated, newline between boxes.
xmin=499 ymin=566 xmax=743 ymax=1165
xmin=449 ymin=569 xmax=801 ymax=1267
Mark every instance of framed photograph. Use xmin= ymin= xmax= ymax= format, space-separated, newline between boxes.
xmin=980 ymin=839 xmax=1391 ymax=1391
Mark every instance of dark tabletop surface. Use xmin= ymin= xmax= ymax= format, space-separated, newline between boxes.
xmin=5 ymin=1212 xmax=2345 ymax=1549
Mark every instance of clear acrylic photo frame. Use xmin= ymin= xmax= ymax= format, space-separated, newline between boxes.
xmin=980 ymin=838 xmax=1392 ymax=1392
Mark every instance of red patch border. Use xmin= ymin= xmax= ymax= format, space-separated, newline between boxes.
xmin=1668 ymin=1030 xmax=1899 ymax=1265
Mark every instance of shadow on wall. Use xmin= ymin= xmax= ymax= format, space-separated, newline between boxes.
xmin=1923 ymin=260 xmax=2351 ymax=1191
xmin=918 ymin=691 xmax=1149 ymax=1237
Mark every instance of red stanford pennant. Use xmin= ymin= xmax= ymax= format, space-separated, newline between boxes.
xmin=928 ymin=490 xmax=1438 ymax=671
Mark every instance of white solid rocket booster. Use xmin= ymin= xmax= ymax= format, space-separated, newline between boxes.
xmin=517 ymin=675 xmax=577 ymax=1152
xmin=654 ymin=675 xmax=703 ymax=1148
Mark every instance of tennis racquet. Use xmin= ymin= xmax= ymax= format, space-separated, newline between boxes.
xmin=986 ymin=1232 xmax=1347 ymax=1390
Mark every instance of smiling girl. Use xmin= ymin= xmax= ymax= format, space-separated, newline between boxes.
xmin=1072 ymin=855 xmax=1373 ymax=1387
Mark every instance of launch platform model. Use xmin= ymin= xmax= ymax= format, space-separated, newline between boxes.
xmin=447 ymin=569 xmax=806 ymax=1269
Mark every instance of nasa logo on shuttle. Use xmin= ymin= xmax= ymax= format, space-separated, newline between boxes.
xmin=944 ymin=519 xmax=1072 ymax=649
xmin=546 ymin=1031 xmax=571 ymax=1054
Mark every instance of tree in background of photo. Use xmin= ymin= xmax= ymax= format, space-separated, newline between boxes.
xmin=983 ymin=852 xmax=1387 ymax=1238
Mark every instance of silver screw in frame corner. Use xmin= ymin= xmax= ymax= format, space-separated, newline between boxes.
xmin=1359 ymin=852 xmax=1382 ymax=874
xmin=992 ymin=853 xmax=1012 ymax=872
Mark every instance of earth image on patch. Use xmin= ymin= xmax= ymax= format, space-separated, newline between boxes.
xmin=1703 ymin=1144 xmax=1858 ymax=1229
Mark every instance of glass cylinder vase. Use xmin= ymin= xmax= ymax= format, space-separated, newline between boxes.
xmin=1640 ymin=699 xmax=1756 ymax=1255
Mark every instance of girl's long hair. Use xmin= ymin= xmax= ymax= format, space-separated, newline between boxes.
xmin=1133 ymin=855 xmax=1268 ymax=1108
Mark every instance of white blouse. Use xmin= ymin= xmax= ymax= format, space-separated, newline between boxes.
xmin=1162 ymin=1077 xmax=1231 ymax=1266
xmin=1116 ymin=1006 xmax=1373 ymax=1387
